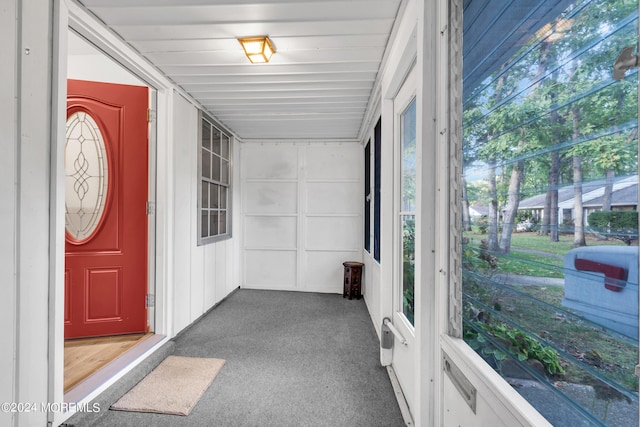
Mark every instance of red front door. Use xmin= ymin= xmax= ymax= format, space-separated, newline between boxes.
xmin=64 ymin=79 xmax=149 ymax=339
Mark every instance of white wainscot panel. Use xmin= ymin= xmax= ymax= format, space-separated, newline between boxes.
xmin=307 ymin=182 xmax=361 ymax=215
xmin=303 ymin=251 xmax=360 ymax=293
xmin=244 ymin=182 xmax=297 ymax=214
xmin=245 ymin=250 xmax=297 ymax=288
xmin=306 ymin=216 xmax=360 ymax=250
xmin=189 ymin=244 xmax=205 ymax=321
xmin=201 ymin=244 xmax=216 ymax=312
xmin=214 ymin=243 xmax=228 ymax=306
xmin=441 ymin=338 xmax=553 ymax=427
xmin=242 ymin=145 xmax=298 ymax=180
xmin=245 ymin=216 xmax=297 ymax=249
xmin=306 ymin=145 xmax=361 ymax=180
xmin=443 ymin=375 xmax=512 ymax=427
xmin=362 ymin=256 xmax=381 ymax=338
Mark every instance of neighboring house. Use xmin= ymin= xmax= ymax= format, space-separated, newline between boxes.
xmin=518 ymin=175 xmax=638 ymax=226
xmin=469 ymin=204 xmax=490 ymax=218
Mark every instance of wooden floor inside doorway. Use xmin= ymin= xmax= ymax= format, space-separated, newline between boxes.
xmin=64 ymin=333 xmax=152 ymax=392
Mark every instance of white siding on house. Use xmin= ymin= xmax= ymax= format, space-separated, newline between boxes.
xmin=172 ymin=92 xmax=238 ymax=334
xmin=2 ymin=2 xmax=55 ymax=426
xmin=1 ymin=1 xmax=19 ymax=426
xmin=172 ymin=93 xmax=197 ymax=332
xmin=241 ymin=142 xmax=363 ymax=293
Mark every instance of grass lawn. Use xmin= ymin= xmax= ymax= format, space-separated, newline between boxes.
xmin=465 ymin=230 xmax=625 ymax=256
xmin=509 ymin=232 xmax=626 ymax=255
xmin=494 ymin=250 xmax=564 ymax=278
xmin=463 ymin=230 xmax=626 ymax=279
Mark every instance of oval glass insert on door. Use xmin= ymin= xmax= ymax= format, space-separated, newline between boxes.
xmin=65 ymin=111 xmax=110 ymax=243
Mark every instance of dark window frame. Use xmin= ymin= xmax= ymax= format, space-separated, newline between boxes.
xmin=364 ymin=139 xmax=372 ymax=252
xmin=374 ymin=117 xmax=382 ymax=262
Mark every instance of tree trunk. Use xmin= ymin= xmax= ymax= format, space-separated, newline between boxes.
xmin=549 ymin=151 xmax=560 ymax=242
xmin=547 ymin=68 xmax=562 ymax=243
xmin=499 ymin=161 xmax=524 ymax=254
xmin=541 ymin=190 xmax=551 ymax=236
xmin=487 ymin=161 xmax=500 ymax=251
xmin=572 ymin=104 xmax=586 ymax=247
xmin=535 ymin=41 xmax=552 ymax=238
xmin=573 ymin=155 xmax=586 ymax=247
xmin=601 ymin=87 xmax=626 ymax=212
xmin=602 ymin=168 xmax=614 ymax=211
xmin=461 ymin=177 xmax=472 ymax=231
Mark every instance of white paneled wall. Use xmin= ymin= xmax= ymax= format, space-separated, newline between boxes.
xmin=241 ymin=142 xmax=363 ymax=293
xmin=172 ymin=92 xmax=237 ymax=334
xmin=363 ymin=256 xmax=382 ymax=338
xmin=1 ymin=3 xmax=18 ymax=424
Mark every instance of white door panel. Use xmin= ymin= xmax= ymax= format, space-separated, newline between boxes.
xmin=390 ymin=66 xmax=418 ymax=412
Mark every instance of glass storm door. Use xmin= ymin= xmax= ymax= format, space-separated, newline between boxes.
xmin=64 ymin=79 xmax=149 ymax=339
xmin=391 ymin=67 xmax=417 ymax=413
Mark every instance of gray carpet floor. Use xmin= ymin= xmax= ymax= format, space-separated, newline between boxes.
xmin=85 ymin=289 xmax=405 ymax=427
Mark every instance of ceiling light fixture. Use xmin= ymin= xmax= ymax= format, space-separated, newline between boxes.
xmin=535 ymin=18 xmax=574 ymax=42
xmin=238 ymin=36 xmax=276 ymax=64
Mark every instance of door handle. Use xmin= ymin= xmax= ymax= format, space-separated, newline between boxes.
xmin=613 ymin=45 xmax=638 ymax=80
xmin=382 ymin=317 xmax=408 ymax=347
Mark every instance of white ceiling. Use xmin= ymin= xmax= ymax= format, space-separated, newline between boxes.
xmin=77 ymin=0 xmax=404 ymax=141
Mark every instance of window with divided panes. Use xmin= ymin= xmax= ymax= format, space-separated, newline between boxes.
xmin=198 ymin=111 xmax=232 ymax=244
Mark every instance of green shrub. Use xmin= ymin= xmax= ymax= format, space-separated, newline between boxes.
xmin=464 ymin=320 xmax=565 ymax=376
xmin=476 ymin=216 xmax=489 ymax=234
xmin=587 ymin=210 xmax=638 ymax=245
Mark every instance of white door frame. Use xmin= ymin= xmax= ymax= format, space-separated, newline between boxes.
xmin=49 ymin=3 xmax=174 ymax=425
xmin=377 ymin=1 xmax=419 ymax=422
xmin=390 ymin=65 xmax=418 ymax=414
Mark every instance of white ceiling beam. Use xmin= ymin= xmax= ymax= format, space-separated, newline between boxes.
xmin=112 ymin=19 xmax=394 ymax=41
xmin=201 ymin=98 xmax=368 ymax=106
xmin=89 ymin=2 xmax=399 ymax=26
xmin=207 ymin=104 xmax=366 ymax=114
xmin=144 ymin=47 xmax=384 ymax=65
xmin=133 ymin=34 xmax=390 ymax=53
xmin=172 ymin=72 xmax=377 ymax=84
xmin=182 ymin=81 xmax=373 ymax=92
xmin=82 ymin=0 xmax=378 ymax=7
xmin=161 ymin=62 xmax=381 ymax=76
xmin=236 ymin=131 xmax=360 ymax=139
xmin=215 ymin=114 xmax=365 ymax=121
xmin=225 ymin=122 xmax=359 ymax=130
xmin=193 ymin=89 xmax=371 ymax=100
xmin=215 ymin=122 xmax=362 ymax=130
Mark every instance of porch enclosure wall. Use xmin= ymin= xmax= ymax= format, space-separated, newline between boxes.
xmin=2 ymin=1 xmax=54 ymax=426
xmin=0 ymin=0 xmax=18 ymax=424
xmin=240 ymin=142 xmax=363 ymax=293
xmin=172 ymin=93 xmax=239 ymax=334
